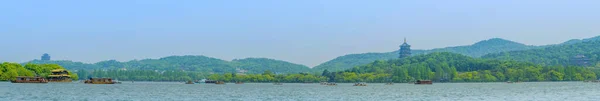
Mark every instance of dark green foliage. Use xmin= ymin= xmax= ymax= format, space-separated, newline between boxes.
xmin=82 ymin=69 xmax=203 ymax=81
xmin=323 ymin=52 xmax=596 ymax=83
xmin=0 ymin=62 xmax=78 ymax=81
xmin=483 ymin=40 xmax=600 ymax=66
xmin=313 ymin=38 xmax=538 ymax=72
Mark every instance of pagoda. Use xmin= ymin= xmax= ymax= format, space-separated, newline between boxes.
xmin=399 ymin=38 xmax=411 ymax=58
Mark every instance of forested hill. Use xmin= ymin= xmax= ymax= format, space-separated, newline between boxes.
xmin=27 ymin=55 xmax=311 ymax=74
xmin=322 ymin=52 xmax=598 ymax=83
xmin=312 ymin=38 xmax=538 ymax=72
xmin=424 ymin=38 xmax=537 ymax=57
xmin=232 ymin=58 xmax=311 ymax=74
xmin=560 ymin=36 xmax=600 ymax=45
xmin=482 ymin=40 xmax=600 ymax=66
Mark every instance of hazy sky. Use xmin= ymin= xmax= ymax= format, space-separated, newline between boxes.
xmin=1 ymin=0 xmax=599 ymax=67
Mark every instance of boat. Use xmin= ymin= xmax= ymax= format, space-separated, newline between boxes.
xmin=385 ymin=82 xmax=394 ymax=85
xmin=11 ymin=76 xmax=48 ymax=83
xmin=84 ymin=78 xmax=118 ymax=84
xmin=353 ymin=82 xmax=367 ymax=86
xmin=326 ymin=82 xmax=337 ymax=86
xmin=235 ymin=81 xmax=244 ymax=84
xmin=205 ymin=79 xmax=217 ymax=83
xmin=47 ymin=69 xmax=72 ymax=82
xmin=415 ymin=80 xmax=432 ymax=85
xmin=186 ymin=80 xmax=194 ymax=84
xmin=215 ymin=81 xmax=225 ymax=84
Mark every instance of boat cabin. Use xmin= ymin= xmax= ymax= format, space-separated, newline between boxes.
xmin=85 ymin=78 xmax=117 ymax=84
xmin=415 ymin=80 xmax=432 ymax=84
xmin=12 ymin=76 xmax=48 ymax=83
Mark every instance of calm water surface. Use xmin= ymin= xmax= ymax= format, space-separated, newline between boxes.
xmin=1 ymin=82 xmax=599 ymax=101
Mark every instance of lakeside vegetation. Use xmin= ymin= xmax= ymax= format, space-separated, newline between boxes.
xmin=0 ymin=62 xmax=78 ymax=81
xmin=76 ymin=53 xmax=599 ymax=83
xmin=312 ymin=38 xmax=541 ymax=72
xmin=30 ymin=57 xmax=311 ymax=74
xmin=18 ymin=36 xmax=600 ymax=83
xmin=322 ymin=52 xmax=598 ymax=83
xmin=483 ymin=40 xmax=600 ymax=66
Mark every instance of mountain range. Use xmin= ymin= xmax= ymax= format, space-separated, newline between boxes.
xmin=311 ymin=38 xmax=540 ymax=72
xmin=25 ymin=35 xmax=600 ymax=74
xmin=28 ymin=56 xmax=311 ymax=74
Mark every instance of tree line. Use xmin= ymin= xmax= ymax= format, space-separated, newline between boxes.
xmin=77 ymin=69 xmax=327 ymax=83
xmin=0 ymin=62 xmax=79 ymax=81
xmin=321 ymin=52 xmax=598 ymax=83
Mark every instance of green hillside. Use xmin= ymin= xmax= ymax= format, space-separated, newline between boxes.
xmin=322 ymin=52 xmax=598 ymax=83
xmin=483 ymin=40 xmax=600 ymax=66
xmin=313 ymin=38 xmax=538 ymax=72
xmin=26 ymin=55 xmax=311 ymax=74
xmin=232 ymin=58 xmax=311 ymax=74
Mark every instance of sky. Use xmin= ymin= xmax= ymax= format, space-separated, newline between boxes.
xmin=1 ymin=0 xmax=599 ymax=67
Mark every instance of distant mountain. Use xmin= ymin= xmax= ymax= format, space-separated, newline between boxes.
xmin=26 ymin=55 xmax=311 ymax=74
xmin=424 ymin=38 xmax=538 ymax=57
xmin=312 ymin=38 xmax=539 ymax=72
xmin=482 ymin=40 xmax=600 ymax=66
xmin=232 ymin=58 xmax=311 ymax=74
xmin=560 ymin=36 xmax=600 ymax=45
xmin=28 ymin=60 xmax=100 ymax=70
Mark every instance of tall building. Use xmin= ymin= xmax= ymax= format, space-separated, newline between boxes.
xmin=41 ymin=53 xmax=51 ymax=61
xmin=399 ymin=38 xmax=411 ymax=58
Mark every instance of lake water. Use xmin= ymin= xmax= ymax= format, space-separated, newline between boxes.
xmin=1 ymin=82 xmax=599 ymax=101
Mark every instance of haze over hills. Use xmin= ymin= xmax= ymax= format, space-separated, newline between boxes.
xmin=23 ymin=36 xmax=600 ymax=74
xmin=27 ymin=56 xmax=311 ymax=74
xmin=312 ymin=38 xmax=540 ymax=72
xmin=483 ymin=38 xmax=600 ymax=66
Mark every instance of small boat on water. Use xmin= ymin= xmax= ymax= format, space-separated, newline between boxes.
xmin=215 ymin=81 xmax=225 ymax=84
xmin=205 ymin=79 xmax=217 ymax=83
xmin=235 ymin=81 xmax=244 ymax=84
xmin=415 ymin=80 xmax=432 ymax=85
xmin=186 ymin=80 xmax=194 ymax=84
xmin=353 ymin=82 xmax=367 ymax=86
xmin=84 ymin=78 xmax=119 ymax=84
xmin=325 ymin=82 xmax=337 ymax=86
xmin=320 ymin=82 xmax=327 ymax=85
xmin=11 ymin=76 xmax=48 ymax=83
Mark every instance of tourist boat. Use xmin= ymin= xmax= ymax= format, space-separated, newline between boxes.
xmin=415 ymin=80 xmax=432 ymax=85
xmin=215 ymin=81 xmax=225 ymax=84
xmin=84 ymin=78 xmax=119 ymax=84
xmin=320 ymin=82 xmax=327 ymax=85
xmin=47 ymin=69 xmax=72 ymax=82
xmin=353 ymin=82 xmax=367 ymax=86
xmin=205 ymin=79 xmax=217 ymax=83
xmin=326 ymin=82 xmax=337 ymax=86
xmin=11 ymin=76 xmax=48 ymax=83
xmin=186 ymin=80 xmax=194 ymax=84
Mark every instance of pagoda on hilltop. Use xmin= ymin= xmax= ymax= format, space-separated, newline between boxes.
xmin=41 ymin=53 xmax=51 ymax=61
xmin=399 ymin=38 xmax=411 ymax=58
